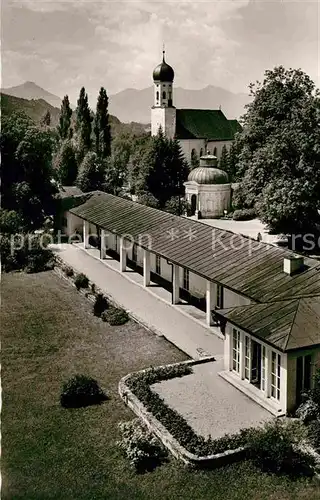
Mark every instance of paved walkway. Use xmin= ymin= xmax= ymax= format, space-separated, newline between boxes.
xmin=51 ymin=243 xmax=224 ymax=360
xmin=153 ymin=361 xmax=273 ymax=439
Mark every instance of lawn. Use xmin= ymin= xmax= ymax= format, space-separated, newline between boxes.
xmin=2 ymin=271 xmax=320 ymax=500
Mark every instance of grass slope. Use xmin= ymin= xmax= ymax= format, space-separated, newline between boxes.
xmin=2 ymin=271 xmax=320 ymax=500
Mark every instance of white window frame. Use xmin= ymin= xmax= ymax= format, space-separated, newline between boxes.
xmin=271 ymin=351 xmax=281 ymax=401
xmin=232 ymin=328 xmax=241 ymax=374
xmin=244 ymin=334 xmax=251 ymax=380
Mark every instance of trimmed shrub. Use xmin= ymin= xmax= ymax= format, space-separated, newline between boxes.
xmin=62 ymin=265 xmax=74 ymax=277
xmin=233 ymin=208 xmax=256 ymax=221
xmin=246 ymin=419 xmax=314 ymax=476
xmin=60 ymin=374 xmax=107 ymax=408
xmin=102 ymin=306 xmax=129 ymax=325
xmin=93 ymin=293 xmax=108 ymax=317
xmin=117 ymin=418 xmax=167 ymax=473
xmin=74 ymin=272 xmax=89 ymax=290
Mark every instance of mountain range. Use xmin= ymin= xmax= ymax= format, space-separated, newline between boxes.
xmin=2 ymin=81 xmax=250 ymax=124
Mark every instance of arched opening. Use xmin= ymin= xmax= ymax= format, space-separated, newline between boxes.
xmin=156 ymin=91 xmax=159 ymax=102
xmin=213 ymin=147 xmax=217 ymax=156
xmin=190 ymin=194 xmax=197 ymax=216
xmin=200 ymin=148 xmax=203 ymax=157
xmin=162 ymin=91 xmax=166 ymax=100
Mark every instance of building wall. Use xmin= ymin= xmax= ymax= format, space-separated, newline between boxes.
xmin=179 ymin=139 xmax=206 ymax=164
xmin=151 ymin=106 xmax=176 ymax=138
xmin=286 ymin=347 xmax=320 ymax=413
xmin=207 ymin=140 xmax=233 ymax=158
xmin=65 ymin=213 xmax=83 ymax=236
xmin=185 ymin=182 xmax=231 ymax=217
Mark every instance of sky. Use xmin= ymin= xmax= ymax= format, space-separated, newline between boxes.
xmin=2 ymin=0 xmax=319 ymax=104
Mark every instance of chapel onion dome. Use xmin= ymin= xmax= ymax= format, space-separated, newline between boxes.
xmin=153 ymin=51 xmax=174 ymax=82
xmin=188 ymin=154 xmax=229 ymax=184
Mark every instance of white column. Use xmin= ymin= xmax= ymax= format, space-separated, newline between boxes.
xmin=280 ymin=353 xmax=287 ymax=413
xmin=143 ymin=249 xmax=150 ymax=287
xmin=224 ymin=327 xmax=231 ymax=371
xmin=100 ymin=229 xmax=107 ymax=259
xmin=206 ymin=280 xmax=215 ymax=326
xmin=172 ymin=264 xmax=180 ymax=304
xmin=120 ymin=237 xmax=126 ymax=272
xmin=83 ymin=220 xmax=89 ymax=249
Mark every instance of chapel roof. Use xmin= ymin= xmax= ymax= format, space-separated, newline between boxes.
xmin=175 ymin=109 xmax=242 ymax=141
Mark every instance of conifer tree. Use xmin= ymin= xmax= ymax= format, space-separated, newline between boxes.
xmin=41 ymin=110 xmax=51 ymax=127
xmin=219 ymin=145 xmax=229 ymax=173
xmin=75 ymin=87 xmax=92 ymax=153
xmin=94 ymin=87 xmax=111 ymax=159
xmin=58 ymin=96 xmax=72 ymax=140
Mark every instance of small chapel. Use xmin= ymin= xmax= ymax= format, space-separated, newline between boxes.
xmin=151 ymin=51 xmax=242 ymax=164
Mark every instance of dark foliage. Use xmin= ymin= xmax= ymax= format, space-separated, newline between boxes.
xmin=233 ymin=208 xmax=256 ymax=221
xmin=60 ymin=374 xmax=107 ymax=408
xmin=74 ymin=272 xmax=89 ymax=290
xmin=101 ymin=306 xmax=129 ymax=325
xmin=1 ymin=232 xmax=54 ymax=273
xmin=93 ymin=293 xmax=109 ymax=317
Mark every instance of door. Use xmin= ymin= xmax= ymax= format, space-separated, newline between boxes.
xmin=190 ymin=194 xmax=197 ymax=216
xmin=251 ymin=341 xmax=262 ymax=387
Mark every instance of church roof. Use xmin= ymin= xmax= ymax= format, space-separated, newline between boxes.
xmin=175 ymin=109 xmax=241 ymax=141
xmin=215 ymin=297 xmax=320 ymax=352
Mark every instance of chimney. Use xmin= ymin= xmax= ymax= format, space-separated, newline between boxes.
xmin=283 ymin=255 xmax=304 ymax=275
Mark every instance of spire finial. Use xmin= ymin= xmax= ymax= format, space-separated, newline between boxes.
xmin=162 ymin=43 xmax=165 ymax=61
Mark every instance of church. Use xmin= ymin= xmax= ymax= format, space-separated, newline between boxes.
xmin=151 ymin=51 xmax=242 ymax=163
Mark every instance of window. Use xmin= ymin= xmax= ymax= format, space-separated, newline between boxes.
xmin=115 ymin=235 xmax=118 ymax=252
xmin=296 ymin=354 xmax=313 ymax=401
xmin=132 ymin=243 xmax=137 ymax=262
xmin=183 ymin=268 xmax=189 ymax=291
xmin=244 ymin=335 xmax=251 ymax=380
xmin=232 ymin=328 xmax=240 ymax=373
xmin=162 ymin=91 xmax=166 ymax=100
xmin=156 ymin=91 xmax=159 ymax=101
xmin=271 ymin=351 xmax=281 ymax=400
xmin=216 ymin=284 xmax=224 ymax=309
xmin=200 ymin=148 xmax=203 ymax=157
xmin=213 ymin=147 xmax=217 ymax=156
xmin=155 ymin=255 xmax=161 ymax=275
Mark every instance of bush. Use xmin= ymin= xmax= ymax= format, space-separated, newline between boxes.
xmin=296 ymin=399 xmax=319 ymax=424
xmin=93 ymin=293 xmax=108 ymax=317
xmin=117 ymin=418 xmax=167 ymax=473
xmin=62 ymin=265 xmax=74 ymax=277
xmin=137 ymin=192 xmax=160 ymax=209
xmin=233 ymin=208 xmax=256 ymax=221
xmin=307 ymin=420 xmax=320 ymax=452
xmin=102 ymin=306 xmax=129 ymax=325
xmin=164 ymin=197 xmax=192 ymax=216
xmin=60 ymin=374 xmax=107 ymax=408
xmin=246 ymin=419 xmax=314 ymax=476
xmin=74 ymin=272 xmax=89 ymax=290
xmin=1 ymin=232 xmax=54 ymax=273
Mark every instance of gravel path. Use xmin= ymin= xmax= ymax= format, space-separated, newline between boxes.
xmin=152 ymin=360 xmax=273 ymax=440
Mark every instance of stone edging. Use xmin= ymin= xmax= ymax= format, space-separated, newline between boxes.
xmin=118 ymin=359 xmax=246 ymax=468
xmin=53 ymin=257 xmax=165 ymax=335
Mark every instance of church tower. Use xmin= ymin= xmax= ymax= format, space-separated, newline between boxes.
xmin=151 ymin=50 xmax=176 ymax=139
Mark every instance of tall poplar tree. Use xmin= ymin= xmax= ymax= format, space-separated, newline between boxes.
xmin=58 ymin=96 xmax=72 ymax=139
xmin=94 ymin=87 xmax=111 ymax=159
xmin=75 ymin=87 xmax=92 ymax=153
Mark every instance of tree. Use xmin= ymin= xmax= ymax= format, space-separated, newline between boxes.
xmin=41 ymin=110 xmax=51 ymax=127
xmin=234 ymin=66 xmax=320 ymax=232
xmin=75 ymin=87 xmax=92 ymax=155
xmin=219 ymin=145 xmax=229 ymax=172
xmin=130 ymin=130 xmax=189 ymax=207
xmin=94 ymin=87 xmax=111 ymax=159
xmin=14 ymin=127 xmax=57 ymax=227
xmin=54 ymin=140 xmax=78 ymax=185
xmin=58 ymin=96 xmax=73 ymax=140
xmin=227 ymin=141 xmax=240 ymax=182
xmin=137 ymin=192 xmax=160 ymax=208
xmin=164 ymin=196 xmax=192 ymax=216
xmin=76 ymin=151 xmax=106 ymax=192
xmin=191 ymin=149 xmax=199 ymax=169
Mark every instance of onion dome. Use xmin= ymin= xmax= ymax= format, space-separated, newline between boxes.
xmin=153 ymin=51 xmax=174 ymax=82
xmin=188 ymin=154 xmax=229 ymax=184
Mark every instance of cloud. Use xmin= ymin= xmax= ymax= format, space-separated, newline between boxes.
xmin=2 ymin=0 xmax=318 ymax=106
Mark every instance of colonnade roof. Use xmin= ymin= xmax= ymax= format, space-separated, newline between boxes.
xmin=70 ymin=191 xmax=320 ymax=304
